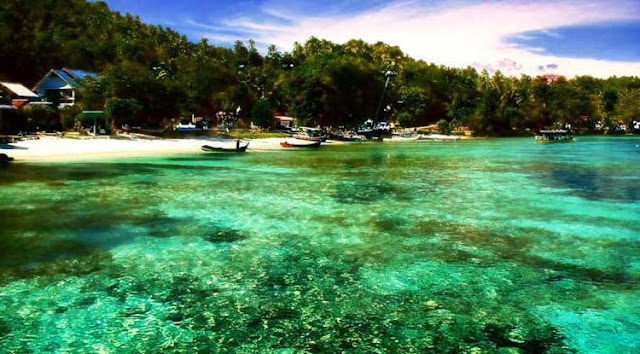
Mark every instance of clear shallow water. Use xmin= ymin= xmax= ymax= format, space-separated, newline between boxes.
xmin=0 ymin=136 xmax=639 ymax=353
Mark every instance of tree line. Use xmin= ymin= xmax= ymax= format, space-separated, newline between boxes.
xmin=1 ymin=0 xmax=639 ymax=135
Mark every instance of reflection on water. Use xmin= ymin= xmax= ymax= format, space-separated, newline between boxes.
xmin=0 ymin=137 xmax=639 ymax=352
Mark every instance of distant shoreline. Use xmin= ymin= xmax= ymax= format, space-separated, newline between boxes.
xmin=1 ymin=134 xmax=636 ymax=163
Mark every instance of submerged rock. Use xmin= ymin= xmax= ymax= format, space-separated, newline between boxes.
xmin=205 ymin=229 xmax=248 ymax=243
xmin=0 ymin=318 xmax=10 ymax=338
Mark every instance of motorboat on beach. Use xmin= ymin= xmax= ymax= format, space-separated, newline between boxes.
xmin=535 ymin=130 xmax=574 ymax=143
xmin=357 ymin=120 xmax=391 ymax=140
xmin=201 ymin=140 xmax=249 ymax=153
xmin=0 ymin=153 xmax=14 ymax=163
xmin=386 ymin=134 xmax=421 ymax=142
xmin=293 ymin=127 xmax=327 ymax=142
xmin=418 ymin=134 xmax=462 ymax=141
xmin=280 ymin=140 xmax=321 ymax=148
xmin=328 ymin=130 xmax=365 ymax=142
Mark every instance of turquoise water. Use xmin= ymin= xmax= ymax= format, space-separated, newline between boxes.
xmin=1 ymin=137 xmax=639 ymax=353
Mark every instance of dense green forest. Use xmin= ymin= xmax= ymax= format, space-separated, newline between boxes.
xmin=2 ymin=0 xmax=640 ymax=135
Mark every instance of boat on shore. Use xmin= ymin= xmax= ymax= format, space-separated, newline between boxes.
xmin=0 ymin=153 xmax=14 ymax=163
xmin=293 ymin=127 xmax=327 ymax=142
xmin=292 ymin=134 xmax=325 ymax=142
xmin=280 ymin=140 xmax=321 ymax=148
xmin=328 ymin=131 xmax=365 ymax=142
xmin=535 ymin=130 xmax=574 ymax=143
xmin=386 ymin=134 xmax=421 ymax=142
xmin=419 ymin=134 xmax=462 ymax=141
xmin=357 ymin=120 xmax=391 ymax=140
xmin=201 ymin=140 xmax=249 ymax=153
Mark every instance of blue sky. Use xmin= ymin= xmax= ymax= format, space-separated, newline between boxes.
xmin=100 ymin=0 xmax=640 ymax=77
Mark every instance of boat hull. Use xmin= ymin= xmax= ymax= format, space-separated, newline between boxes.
xmin=535 ymin=138 xmax=575 ymax=143
xmin=201 ymin=144 xmax=249 ymax=153
xmin=280 ymin=141 xmax=321 ymax=148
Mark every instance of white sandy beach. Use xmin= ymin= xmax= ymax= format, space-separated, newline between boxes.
xmin=0 ymin=136 xmax=349 ymax=162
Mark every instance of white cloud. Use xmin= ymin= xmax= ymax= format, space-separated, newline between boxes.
xmin=192 ymin=0 xmax=640 ymax=77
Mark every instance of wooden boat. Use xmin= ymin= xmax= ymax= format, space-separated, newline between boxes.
xmin=292 ymin=134 xmax=325 ymax=142
xmin=293 ymin=127 xmax=327 ymax=142
xmin=535 ymin=130 xmax=574 ymax=143
xmin=386 ymin=134 xmax=421 ymax=142
xmin=0 ymin=153 xmax=14 ymax=163
xmin=201 ymin=141 xmax=249 ymax=153
xmin=280 ymin=141 xmax=321 ymax=148
xmin=419 ymin=134 xmax=461 ymax=141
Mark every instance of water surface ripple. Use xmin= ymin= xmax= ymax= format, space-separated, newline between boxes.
xmin=1 ymin=137 xmax=639 ymax=352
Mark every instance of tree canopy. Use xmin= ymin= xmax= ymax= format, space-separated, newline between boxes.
xmin=2 ymin=0 xmax=639 ymax=134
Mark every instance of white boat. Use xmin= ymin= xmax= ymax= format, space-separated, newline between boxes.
xmin=386 ymin=134 xmax=421 ymax=142
xmin=535 ymin=130 xmax=574 ymax=143
xmin=419 ymin=134 xmax=461 ymax=141
xmin=175 ymin=122 xmax=200 ymax=131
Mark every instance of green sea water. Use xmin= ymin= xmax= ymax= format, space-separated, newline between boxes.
xmin=1 ymin=136 xmax=639 ymax=353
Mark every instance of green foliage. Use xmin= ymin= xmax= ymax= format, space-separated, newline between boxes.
xmin=397 ymin=86 xmax=429 ymax=127
xmin=105 ymin=98 xmax=143 ymax=127
xmin=59 ymin=105 xmax=83 ymax=130
xmin=22 ymin=104 xmax=58 ymax=130
xmin=1 ymin=0 xmax=640 ymax=135
xmin=615 ymin=89 xmax=640 ymax=129
xmin=437 ymin=119 xmax=452 ymax=135
xmin=250 ymin=99 xmax=275 ymax=128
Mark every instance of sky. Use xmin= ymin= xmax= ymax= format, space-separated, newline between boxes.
xmin=100 ymin=0 xmax=640 ymax=78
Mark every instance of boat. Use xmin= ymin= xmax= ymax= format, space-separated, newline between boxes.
xmin=357 ymin=120 xmax=392 ymax=140
xmin=419 ymin=134 xmax=462 ymax=141
xmin=293 ymin=127 xmax=327 ymax=142
xmin=175 ymin=122 xmax=201 ymax=131
xmin=293 ymin=134 xmax=325 ymax=142
xmin=328 ymin=131 xmax=365 ymax=142
xmin=535 ymin=130 xmax=574 ymax=143
xmin=0 ymin=153 xmax=14 ymax=163
xmin=201 ymin=140 xmax=249 ymax=153
xmin=280 ymin=140 xmax=321 ymax=148
xmin=386 ymin=134 xmax=420 ymax=142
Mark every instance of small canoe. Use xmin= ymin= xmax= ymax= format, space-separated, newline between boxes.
xmin=280 ymin=141 xmax=321 ymax=148
xmin=201 ymin=143 xmax=249 ymax=153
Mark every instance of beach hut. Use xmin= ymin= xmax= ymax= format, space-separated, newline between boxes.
xmin=76 ymin=111 xmax=105 ymax=135
xmin=32 ymin=68 xmax=97 ymax=108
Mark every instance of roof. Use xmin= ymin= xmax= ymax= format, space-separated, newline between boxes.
xmin=33 ymin=68 xmax=98 ymax=92
xmin=11 ymin=99 xmax=29 ymax=108
xmin=0 ymin=105 xmax=17 ymax=110
xmin=55 ymin=69 xmax=79 ymax=86
xmin=76 ymin=111 xmax=104 ymax=120
xmin=275 ymin=116 xmax=295 ymax=121
xmin=0 ymin=82 xmax=39 ymax=97
xmin=63 ymin=68 xmax=97 ymax=80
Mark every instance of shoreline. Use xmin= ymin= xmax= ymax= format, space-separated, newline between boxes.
xmin=0 ymin=136 xmax=355 ymax=162
xmin=5 ymin=134 xmax=627 ymax=163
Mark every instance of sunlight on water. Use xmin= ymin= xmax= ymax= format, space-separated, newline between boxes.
xmin=1 ymin=136 xmax=639 ymax=352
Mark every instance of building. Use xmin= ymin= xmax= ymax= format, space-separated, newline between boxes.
xmin=275 ymin=115 xmax=295 ymax=128
xmin=32 ymin=68 xmax=97 ymax=108
xmin=0 ymin=82 xmax=39 ymax=107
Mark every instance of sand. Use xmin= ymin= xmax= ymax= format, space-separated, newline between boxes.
xmin=0 ymin=136 xmax=349 ymax=162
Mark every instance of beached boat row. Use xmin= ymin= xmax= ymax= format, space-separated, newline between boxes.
xmin=200 ymin=138 xmax=323 ymax=153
